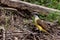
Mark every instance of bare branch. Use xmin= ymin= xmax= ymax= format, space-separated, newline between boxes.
xmin=0 ymin=0 xmax=60 ymax=15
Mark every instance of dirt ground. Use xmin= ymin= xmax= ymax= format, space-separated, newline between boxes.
xmin=0 ymin=7 xmax=60 ymax=40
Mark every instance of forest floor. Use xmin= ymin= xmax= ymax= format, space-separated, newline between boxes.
xmin=0 ymin=0 xmax=60 ymax=40
xmin=0 ymin=7 xmax=60 ymax=40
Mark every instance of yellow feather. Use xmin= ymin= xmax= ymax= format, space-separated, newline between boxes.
xmin=34 ymin=15 xmax=48 ymax=33
xmin=35 ymin=21 xmax=47 ymax=32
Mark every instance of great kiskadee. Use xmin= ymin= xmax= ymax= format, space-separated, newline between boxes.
xmin=34 ymin=15 xmax=49 ymax=33
xmin=33 ymin=14 xmax=55 ymax=40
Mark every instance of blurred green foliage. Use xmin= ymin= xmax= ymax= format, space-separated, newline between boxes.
xmin=39 ymin=12 xmax=60 ymax=24
xmin=22 ymin=0 xmax=60 ymax=10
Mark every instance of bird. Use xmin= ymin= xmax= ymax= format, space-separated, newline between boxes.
xmin=33 ymin=14 xmax=55 ymax=40
xmin=33 ymin=14 xmax=49 ymax=33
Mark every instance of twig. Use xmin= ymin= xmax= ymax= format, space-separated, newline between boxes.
xmin=0 ymin=6 xmax=25 ymax=17
xmin=33 ymin=35 xmax=37 ymax=40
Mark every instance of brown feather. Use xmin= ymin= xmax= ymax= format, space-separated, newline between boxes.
xmin=36 ymin=19 xmax=50 ymax=31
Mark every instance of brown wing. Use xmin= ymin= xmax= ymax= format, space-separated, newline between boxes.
xmin=36 ymin=19 xmax=50 ymax=31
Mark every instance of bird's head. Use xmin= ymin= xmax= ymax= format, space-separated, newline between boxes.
xmin=34 ymin=15 xmax=39 ymax=21
xmin=32 ymin=12 xmax=40 ymax=23
xmin=32 ymin=12 xmax=40 ymax=22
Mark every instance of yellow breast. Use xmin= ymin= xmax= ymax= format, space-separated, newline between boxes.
xmin=35 ymin=19 xmax=47 ymax=32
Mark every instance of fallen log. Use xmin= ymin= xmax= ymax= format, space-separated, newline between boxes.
xmin=0 ymin=0 xmax=60 ymax=15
